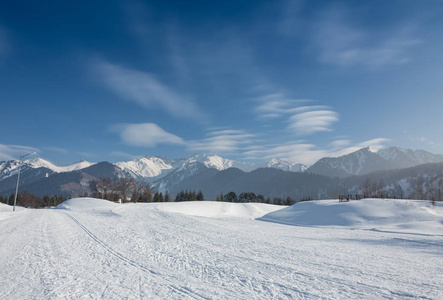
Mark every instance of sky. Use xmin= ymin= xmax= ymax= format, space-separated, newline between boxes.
xmin=1 ymin=0 xmax=443 ymax=166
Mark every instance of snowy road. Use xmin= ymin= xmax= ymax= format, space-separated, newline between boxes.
xmin=0 ymin=200 xmax=442 ymax=299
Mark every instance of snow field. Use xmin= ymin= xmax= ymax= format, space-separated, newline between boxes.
xmin=0 ymin=199 xmax=442 ymax=299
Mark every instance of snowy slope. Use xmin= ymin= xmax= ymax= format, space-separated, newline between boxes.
xmin=265 ymin=158 xmax=307 ymax=172
xmin=377 ymin=146 xmax=443 ymax=166
xmin=0 ymin=199 xmax=442 ymax=299
xmin=115 ymin=156 xmax=176 ymax=179
xmin=0 ymin=158 xmax=94 ymax=180
xmin=186 ymin=154 xmax=307 ymax=172
xmin=259 ymin=198 xmax=443 ymax=234
xmin=0 ymin=160 xmax=22 ymax=179
xmin=26 ymin=158 xmax=94 ymax=173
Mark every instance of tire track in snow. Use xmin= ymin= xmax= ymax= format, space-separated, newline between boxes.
xmin=65 ymin=213 xmax=207 ymax=300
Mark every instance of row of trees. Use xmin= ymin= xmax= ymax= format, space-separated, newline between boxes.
xmin=0 ymin=192 xmax=68 ymax=208
xmin=89 ymin=178 xmax=297 ymax=205
xmin=215 ymin=191 xmax=296 ymax=206
xmin=359 ymin=177 xmax=443 ymax=201
xmin=89 ymin=177 xmax=153 ymax=202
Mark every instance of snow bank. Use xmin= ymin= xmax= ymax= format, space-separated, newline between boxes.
xmin=0 ymin=203 xmax=13 ymax=213
xmin=56 ymin=198 xmax=118 ymax=210
xmin=259 ymin=199 xmax=443 ymax=234
xmin=0 ymin=202 xmax=25 ymax=213
xmin=156 ymin=201 xmax=284 ymax=219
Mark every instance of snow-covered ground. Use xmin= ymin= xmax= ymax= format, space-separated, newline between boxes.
xmin=0 ymin=199 xmax=442 ymax=299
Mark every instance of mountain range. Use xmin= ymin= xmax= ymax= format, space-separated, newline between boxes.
xmin=306 ymin=146 xmax=443 ymax=178
xmin=1 ymin=147 xmax=442 ymax=199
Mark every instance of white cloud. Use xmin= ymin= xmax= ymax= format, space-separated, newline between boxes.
xmin=242 ymin=138 xmax=390 ymax=165
xmin=255 ymin=94 xmax=338 ymax=135
xmin=255 ymin=94 xmax=310 ymax=116
xmin=113 ymin=123 xmax=185 ymax=148
xmin=312 ymin=6 xmax=420 ymax=70
xmin=94 ymin=60 xmax=206 ymax=120
xmin=111 ymin=123 xmax=256 ymax=155
xmin=288 ymin=110 xmax=339 ymax=135
xmin=0 ymin=144 xmax=40 ymax=161
xmin=188 ymin=130 xmax=256 ymax=154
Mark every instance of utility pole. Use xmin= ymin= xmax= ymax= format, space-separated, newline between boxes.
xmin=13 ymin=152 xmax=36 ymax=211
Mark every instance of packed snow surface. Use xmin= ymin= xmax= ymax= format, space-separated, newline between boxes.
xmin=0 ymin=198 xmax=442 ymax=299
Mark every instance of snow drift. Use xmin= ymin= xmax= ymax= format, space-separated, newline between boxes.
xmin=156 ymin=201 xmax=283 ymax=219
xmin=0 ymin=202 xmax=25 ymax=213
xmin=259 ymin=199 xmax=443 ymax=234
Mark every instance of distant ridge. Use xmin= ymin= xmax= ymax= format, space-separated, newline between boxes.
xmin=306 ymin=146 xmax=443 ymax=178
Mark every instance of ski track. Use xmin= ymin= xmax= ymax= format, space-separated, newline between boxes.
xmin=0 ymin=203 xmax=442 ymax=299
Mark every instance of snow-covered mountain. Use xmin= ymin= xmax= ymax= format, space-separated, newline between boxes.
xmin=377 ymin=147 xmax=443 ymax=167
xmin=264 ymin=158 xmax=307 ymax=172
xmin=2 ymin=147 xmax=443 ymax=198
xmin=115 ymin=156 xmax=178 ymax=180
xmin=307 ymin=146 xmax=443 ymax=178
xmin=0 ymin=160 xmax=34 ymax=181
xmin=0 ymin=158 xmax=94 ymax=180
xmin=26 ymin=158 xmax=94 ymax=173
xmin=114 ymin=154 xmax=307 ymax=183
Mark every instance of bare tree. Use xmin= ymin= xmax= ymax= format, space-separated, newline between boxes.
xmin=377 ymin=179 xmax=385 ymax=198
xmin=412 ymin=176 xmax=425 ymax=200
xmin=142 ymin=185 xmax=153 ymax=202
xmin=90 ymin=177 xmax=116 ymax=200
xmin=117 ymin=177 xmax=135 ymax=202
xmin=131 ymin=180 xmax=151 ymax=202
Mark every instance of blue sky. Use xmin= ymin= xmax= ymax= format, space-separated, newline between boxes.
xmin=1 ymin=0 xmax=443 ymax=166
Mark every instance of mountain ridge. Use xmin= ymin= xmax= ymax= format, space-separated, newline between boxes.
xmin=1 ymin=146 xmax=443 ymax=198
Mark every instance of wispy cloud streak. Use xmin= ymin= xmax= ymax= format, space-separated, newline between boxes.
xmin=243 ymin=138 xmax=390 ymax=165
xmin=94 ymin=60 xmax=206 ymax=120
xmin=188 ymin=130 xmax=256 ymax=154
xmin=311 ymin=6 xmax=420 ymax=70
xmin=0 ymin=144 xmax=40 ymax=161
xmin=256 ymin=94 xmax=338 ymax=135
xmin=112 ymin=123 xmax=256 ymax=155
xmin=112 ymin=123 xmax=185 ymax=148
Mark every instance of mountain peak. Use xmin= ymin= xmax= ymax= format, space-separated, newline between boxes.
xmin=25 ymin=158 xmax=94 ymax=173
xmin=307 ymin=146 xmax=443 ymax=178
xmin=367 ymin=145 xmax=383 ymax=153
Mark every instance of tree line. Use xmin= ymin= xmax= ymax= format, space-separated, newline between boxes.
xmin=89 ymin=177 xmax=296 ymax=205
xmin=0 ymin=192 xmax=68 ymax=208
xmin=215 ymin=191 xmax=296 ymax=205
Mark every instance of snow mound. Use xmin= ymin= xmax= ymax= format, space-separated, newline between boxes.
xmin=259 ymin=199 xmax=443 ymax=234
xmin=0 ymin=202 xmax=25 ymax=213
xmin=156 ymin=201 xmax=284 ymax=219
xmin=56 ymin=198 xmax=118 ymax=210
